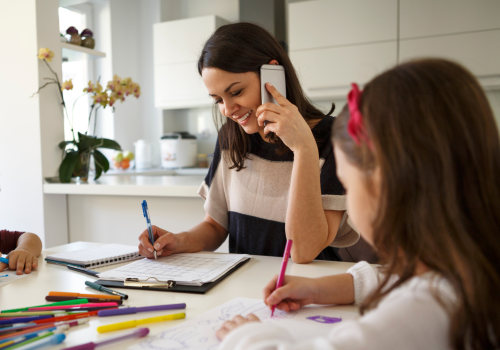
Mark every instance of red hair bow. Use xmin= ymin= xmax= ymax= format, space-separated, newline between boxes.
xmin=347 ymin=83 xmax=368 ymax=145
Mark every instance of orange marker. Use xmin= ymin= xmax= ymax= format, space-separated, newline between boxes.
xmin=48 ymin=291 xmax=121 ymax=301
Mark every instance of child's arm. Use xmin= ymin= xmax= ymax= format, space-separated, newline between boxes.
xmin=8 ymin=232 xmax=42 ymax=274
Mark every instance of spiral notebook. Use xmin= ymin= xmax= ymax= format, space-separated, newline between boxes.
xmin=45 ymin=244 xmax=141 ymax=268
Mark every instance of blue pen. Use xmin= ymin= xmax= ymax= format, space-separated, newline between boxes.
xmin=141 ymin=200 xmax=157 ymax=260
xmin=0 ymin=257 xmax=9 ymax=264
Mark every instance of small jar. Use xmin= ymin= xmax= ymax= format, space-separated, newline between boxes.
xmin=81 ymin=36 xmax=95 ymax=49
xmin=197 ymin=153 xmax=208 ymax=168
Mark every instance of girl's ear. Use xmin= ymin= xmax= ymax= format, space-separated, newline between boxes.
xmin=268 ymin=59 xmax=279 ymax=65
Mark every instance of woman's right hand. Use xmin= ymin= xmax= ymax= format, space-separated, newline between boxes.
xmin=138 ymin=225 xmax=180 ymax=258
xmin=263 ymin=275 xmax=318 ymax=312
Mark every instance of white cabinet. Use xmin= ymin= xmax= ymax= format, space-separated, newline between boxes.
xmin=153 ymin=15 xmax=229 ymax=109
xmin=289 ymin=0 xmax=398 ymax=99
xmin=399 ymin=0 xmax=500 ymax=88
xmin=399 ymin=0 xmax=500 ymax=39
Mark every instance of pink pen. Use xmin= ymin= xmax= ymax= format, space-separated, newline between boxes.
xmin=271 ymin=239 xmax=293 ymax=316
xmin=61 ymin=327 xmax=150 ymax=350
xmin=28 ymin=302 xmax=118 ymax=311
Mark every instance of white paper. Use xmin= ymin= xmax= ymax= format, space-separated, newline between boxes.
xmin=129 ymin=297 xmax=359 ymax=350
xmin=98 ymin=252 xmax=250 ymax=286
xmin=0 ymin=270 xmax=28 ymax=287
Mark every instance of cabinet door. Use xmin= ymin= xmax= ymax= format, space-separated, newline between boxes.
xmin=154 ymin=62 xmax=212 ymax=109
xmin=288 ymin=0 xmax=398 ymax=99
xmin=400 ymin=0 xmax=500 ymax=39
xmin=291 ymin=42 xmax=398 ymax=98
xmin=153 ymin=15 xmax=228 ymax=109
xmin=399 ymin=30 xmax=500 ymax=79
xmin=289 ymin=0 xmax=397 ymax=50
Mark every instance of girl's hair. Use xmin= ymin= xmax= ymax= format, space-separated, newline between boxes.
xmin=198 ymin=22 xmax=333 ymax=170
xmin=333 ymin=58 xmax=500 ymax=349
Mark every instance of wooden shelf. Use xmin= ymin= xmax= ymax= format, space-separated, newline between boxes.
xmin=61 ymin=42 xmax=105 ymax=61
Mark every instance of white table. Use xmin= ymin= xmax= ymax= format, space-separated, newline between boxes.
xmin=0 ymin=242 xmax=358 ymax=349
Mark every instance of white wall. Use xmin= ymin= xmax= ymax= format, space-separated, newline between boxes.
xmin=0 ymin=0 xmax=68 ymax=247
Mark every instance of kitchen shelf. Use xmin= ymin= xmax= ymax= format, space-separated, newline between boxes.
xmin=61 ymin=42 xmax=106 ymax=61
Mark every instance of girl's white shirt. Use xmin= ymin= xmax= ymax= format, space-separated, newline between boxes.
xmin=219 ymin=261 xmax=456 ymax=350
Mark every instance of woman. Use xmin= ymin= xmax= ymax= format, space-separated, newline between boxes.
xmin=138 ymin=23 xmax=375 ymax=263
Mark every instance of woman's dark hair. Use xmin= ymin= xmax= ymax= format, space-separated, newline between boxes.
xmin=198 ymin=22 xmax=333 ymax=170
xmin=333 ymin=58 xmax=500 ymax=349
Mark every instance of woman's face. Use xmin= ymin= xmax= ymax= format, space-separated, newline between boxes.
xmin=334 ymin=145 xmax=380 ymax=245
xmin=202 ymin=67 xmax=264 ymax=137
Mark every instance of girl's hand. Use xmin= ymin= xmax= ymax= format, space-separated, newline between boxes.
xmin=3 ymin=248 xmax=39 ymax=275
xmin=138 ymin=225 xmax=180 ymax=258
xmin=216 ymin=313 xmax=260 ymax=341
xmin=256 ymin=83 xmax=316 ymax=152
xmin=263 ymin=275 xmax=318 ymax=312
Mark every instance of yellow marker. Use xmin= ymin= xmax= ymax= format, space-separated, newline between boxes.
xmin=0 ymin=340 xmax=15 ymax=349
xmin=97 ymin=312 xmax=185 ymax=333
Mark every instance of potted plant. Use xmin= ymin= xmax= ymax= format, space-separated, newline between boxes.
xmin=35 ymin=48 xmax=140 ymax=183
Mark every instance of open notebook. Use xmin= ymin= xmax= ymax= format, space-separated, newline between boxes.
xmin=98 ymin=252 xmax=250 ymax=287
xmin=45 ymin=244 xmax=141 ymax=268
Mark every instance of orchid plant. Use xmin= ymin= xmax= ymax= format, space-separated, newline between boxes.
xmin=36 ymin=48 xmax=140 ymax=183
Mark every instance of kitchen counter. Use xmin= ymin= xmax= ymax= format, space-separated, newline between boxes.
xmin=43 ymin=173 xmax=206 ymax=197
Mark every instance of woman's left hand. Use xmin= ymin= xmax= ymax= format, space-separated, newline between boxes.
xmin=256 ymin=83 xmax=315 ymax=152
xmin=216 ymin=313 xmax=261 ymax=341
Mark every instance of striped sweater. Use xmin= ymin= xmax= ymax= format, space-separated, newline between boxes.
xmin=198 ymin=116 xmax=360 ymax=260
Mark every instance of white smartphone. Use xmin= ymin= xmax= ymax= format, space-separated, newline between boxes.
xmin=260 ymin=64 xmax=286 ymax=105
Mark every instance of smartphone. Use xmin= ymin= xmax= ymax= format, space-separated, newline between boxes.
xmin=260 ymin=64 xmax=286 ymax=105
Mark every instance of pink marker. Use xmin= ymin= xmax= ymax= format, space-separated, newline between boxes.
xmin=28 ymin=302 xmax=118 ymax=311
xmin=61 ymin=327 xmax=150 ymax=350
xmin=271 ymin=239 xmax=293 ymax=316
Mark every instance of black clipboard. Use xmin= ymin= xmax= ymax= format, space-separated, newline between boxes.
xmin=94 ymin=257 xmax=250 ymax=294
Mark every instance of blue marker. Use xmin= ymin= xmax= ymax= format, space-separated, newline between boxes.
xmin=0 ymin=257 xmax=9 ymax=264
xmin=141 ymin=200 xmax=157 ymax=260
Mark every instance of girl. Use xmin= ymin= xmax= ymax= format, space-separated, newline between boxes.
xmin=0 ymin=230 xmax=42 ymax=274
xmin=138 ymin=23 xmax=376 ymax=263
xmin=216 ymin=58 xmax=500 ymax=349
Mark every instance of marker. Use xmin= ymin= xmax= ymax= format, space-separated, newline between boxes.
xmin=142 ymin=200 xmax=157 ymax=260
xmin=0 ymin=257 xmax=9 ymax=265
xmin=48 ymin=291 xmax=121 ymax=301
xmin=34 ymin=311 xmax=98 ymax=324
xmin=61 ymin=327 xmax=149 ymax=350
xmin=0 ymin=324 xmax=68 ymax=343
xmin=45 ymin=296 xmax=123 ymax=305
xmin=0 ymin=316 xmax=53 ymax=326
xmin=67 ymin=265 xmax=99 ymax=277
xmin=97 ymin=312 xmax=185 ymax=333
xmin=29 ymin=302 xmax=118 ymax=311
xmin=1 ymin=299 xmax=89 ymax=313
xmin=98 ymin=303 xmax=186 ymax=317
xmin=271 ymin=239 xmax=293 ymax=317
xmin=85 ymin=281 xmax=128 ymax=300
xmin=8 ymin=332 xmax=65 ymax=350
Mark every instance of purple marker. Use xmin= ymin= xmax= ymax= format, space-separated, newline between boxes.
xmin=307 ymin=315 xmax=342 ymax=324
xmin=61 ymin=327 xmax=149 ymax=350
xmin=97 ymin=303 xmax=186 ymax=317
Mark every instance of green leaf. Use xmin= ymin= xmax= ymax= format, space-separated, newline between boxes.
xmin=77 ymin=132 xmax=100 ymax=151
xmin=58 ymin=140 xmax=76 ymax=150
xmin=93 ymin=149 xmax=109 ymax=180
xmin=98 ymin=138 xmax=121 ymax=151
xmin=58 ymin=151 xmax=79 ymax=183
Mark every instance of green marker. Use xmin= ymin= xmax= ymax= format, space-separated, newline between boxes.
xmin=1 ymin=298 xmax=89 ymax=313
